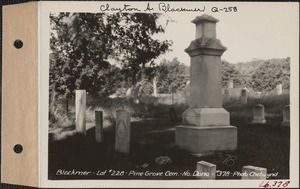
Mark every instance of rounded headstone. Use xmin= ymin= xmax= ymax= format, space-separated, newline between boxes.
xmin=239 ymin=89 xmax=248 ymax=104
xmin=228 ymin=79 xmax=234 ymax=88
xmin=252 ymin=104 xmax=266 ymax=124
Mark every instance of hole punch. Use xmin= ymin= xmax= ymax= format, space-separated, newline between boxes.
xmin=14 ymin=39 xmax=23 ymax=49
xmin=14 ymin=144 xmax=23 ymax=154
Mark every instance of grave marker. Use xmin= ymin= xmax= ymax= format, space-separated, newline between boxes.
xmin=276 ymin=84 xmax=282 ymax=95
xmin=196 ymin=161 xmax=216 ymax=180
xmin=241 ymin=165 xmax=267 ymax=180
xmin=95 ymin=111 xmax=103 ymax=143
xmin=239 ymin=89 xmax=248 ymax=104
xmin=115 ymin=110 xmax=131 ymax=154
xmin=256 ymin=92 xmax=262 ymax=98
xmin=76 ymin=90 xmax=86 ymax=135
xmin=175 ymin=14 xmax=237 ymax=154
xmin=252 ymin=104 xmax=266 ymax=124
xmin=228 ymin=79 xmax=234 ymax=88
xmin=223 ymin=88 xmax=230 ymax=102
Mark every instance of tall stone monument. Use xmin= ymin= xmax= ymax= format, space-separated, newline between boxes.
xmin=175 ymin=15 xmax=237 ymax=154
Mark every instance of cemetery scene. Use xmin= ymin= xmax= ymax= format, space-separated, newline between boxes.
xmin=48 ymin=12 xmax=290 ymax=181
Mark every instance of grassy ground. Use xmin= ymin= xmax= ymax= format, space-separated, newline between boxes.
xmin=49 ymin=94 xmax=290 ymax=180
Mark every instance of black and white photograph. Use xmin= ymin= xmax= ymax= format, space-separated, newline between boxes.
xmin=39 ymin=1 xmax=298 ymax=188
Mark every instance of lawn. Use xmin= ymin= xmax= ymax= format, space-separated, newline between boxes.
xmin=48 ymin=94 xmax=290 ymax=180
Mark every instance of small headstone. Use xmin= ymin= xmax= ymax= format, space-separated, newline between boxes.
xmin=239 ymin=88 xmax=248 ymax=104
xmin=256 ymin=92 xmax=262 ymax=98
xmin=196 ymin=161 xmax=216 ymax=180
xmin=252 ymin=104 xmax=266 ymax=124
xmin=228 ymin=79 xmax=234 ymax=88
xmin=153 ymin=77 xmax=158 ymax=97
xmin=276 ymin=84 xmax=282 ymax=95
xmin=223 ymin=88 xmax=230 ymax=102
xmin=281 ymin=105 xmax=290 ymax=126
xmin=115 ymin=110 xmax=131 ymax=154
xmin=95 ymin=111 xmax=103 ymax=143
xmin=75 ymin=90 xmax=86 ymax=135
xmin=241 ymin=165 xmax=267 ymax=180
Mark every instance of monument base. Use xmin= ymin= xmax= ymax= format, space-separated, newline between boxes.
xmin=175 ymin=125 xmax=237 ymax=154
xmin=251 ymin=119 xmax=266 ymax=124
xmin=183 ymin=108 xmax=229 ymax=126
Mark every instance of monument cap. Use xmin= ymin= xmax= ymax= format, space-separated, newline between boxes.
xmin=191 ymin=14 xmax=219 ymax=24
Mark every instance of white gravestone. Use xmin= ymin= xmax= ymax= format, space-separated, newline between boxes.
xmin=276 ymin=84 xmax=282 ymax=95
xmin=255 ymin=92 xmax=262 ymax=98
xmin=196 ymin=161 xmax=216 ymax=180
xmin=95 ymin=111 xmax=103 ymax=143
xmin=75 ymin=90 xmax=86 ymax=135
xmin=175 ymin=14 xmax=237 ymax=154
xmin=241 ymin=165 xmax=267 ymax=180
xmin=281 ymin=105 xmax=290 ymax=126
xmin=252 ymin=104 xmax=267 ymax=124
xmin=228 ymin=79 xmax=234 ymax=88
xmin=115 ymin=110 xmax=131 ymax=154
xmin=153 ymin=77 xmax=157 ymax=97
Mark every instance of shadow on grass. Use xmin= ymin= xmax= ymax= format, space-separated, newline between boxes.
xmin=49 ymin=117 xmax=290 ymax=180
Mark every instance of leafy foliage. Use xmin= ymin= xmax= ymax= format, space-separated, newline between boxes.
xmin=156 ymin=58 xmax=189 ymax=94
xmin=221 ymin=60 xmax=242 ymax=87
xmin=251 ymin=58 xmax=290 ymax=91
xmin=50 ymin=12 xmax=172 ymax=101
xmin=107 ymin=13 xmax=172 ymax=86
xmin=50 ymin=13 xmax=121 ymax=100
xmin=222 ymin=58 xmax=290 ymax=91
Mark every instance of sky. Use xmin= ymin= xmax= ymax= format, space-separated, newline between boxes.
xmin=154 ymin=3 xmax=299 ymax=65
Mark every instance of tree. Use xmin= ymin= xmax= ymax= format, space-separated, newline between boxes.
xmin=107 ymin=13 xmax=172 ymax=92
xmin=50 ymin=13 xmax=172 ymax=109
xmin=221 ymin=60 xmax=243 ymax=87
xmin=156 ymin=58 xmax=189 ymax=94
xmin=251 ymin=58 xmax=290 ymax=91
xmin=50 ymin=13 xmax=121 ymax=101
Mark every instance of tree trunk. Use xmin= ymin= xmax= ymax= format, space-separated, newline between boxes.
xmin=66 ymin=98 xmax=69 ymax=114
